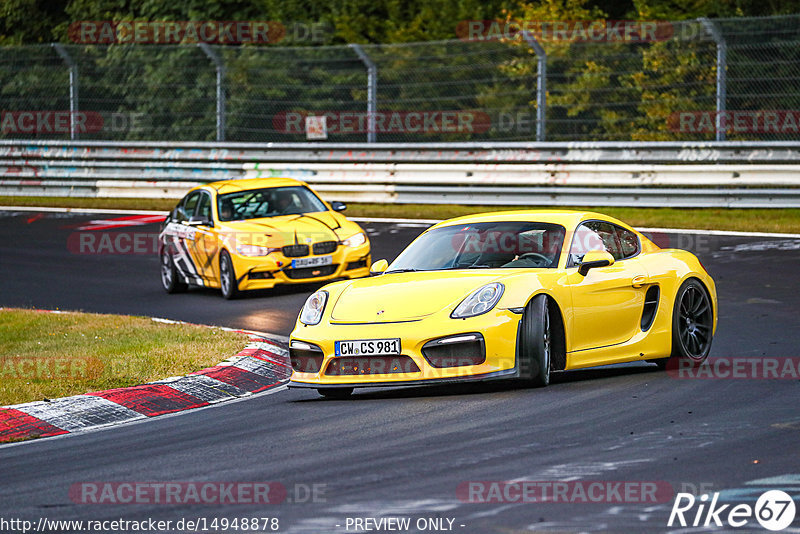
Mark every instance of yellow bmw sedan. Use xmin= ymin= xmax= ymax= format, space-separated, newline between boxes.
xmin=289 ymin=210 xmax=717 ymax=397
xmin=159 ymin=178 xmax=371 ymax=299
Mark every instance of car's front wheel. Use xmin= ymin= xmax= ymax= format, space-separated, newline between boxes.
xmin=318 ymin=388 xmax=353 ymax=399
xmin=656 ymin=278 xmax=714 ymax=369
xmin=160 ymin=248 xmax=187 ymax=294
xmin=219 ymin=250 xmax=240 ymax=300
xmin=519 ymin=294 xmax=551 ymax=387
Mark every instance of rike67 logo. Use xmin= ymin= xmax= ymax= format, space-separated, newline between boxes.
xmin=669 ymin=490 xmax=796 ymax=531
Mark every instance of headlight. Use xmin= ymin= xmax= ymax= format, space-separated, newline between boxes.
xmin=236 ymin=244 xmax=276 ymax=256
xmin=451 ymin=283 xmax=504 ymax=319
xmin=342 ymin=232 xmax=366 ymax=247
xmin=299 ymin=290 xmax=328 ymax=325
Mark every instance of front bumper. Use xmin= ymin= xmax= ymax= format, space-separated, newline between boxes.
xmin=288 ymin=309 xmax=521 ymax=388
xmin=232 ymin=244 xmax=370 ymax=290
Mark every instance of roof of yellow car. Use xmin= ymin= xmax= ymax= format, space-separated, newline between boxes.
xmin=202 ymin=177 xmax=306 ymax=195
xmin=431 ymin=209 xmax=617 ymax=229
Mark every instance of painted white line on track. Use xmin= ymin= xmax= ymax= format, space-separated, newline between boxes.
xmin=1 ymin=205 xmax=799 ymax=238
xmin=0 ymin=205 xmax=168 ymax=215
xmin=636 ymin=226 xmax=800 ymax=239
xmin=350 ymin=216 xmax=442 ymax=225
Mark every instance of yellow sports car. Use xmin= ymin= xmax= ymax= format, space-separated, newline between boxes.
xmin=159 ymin=178 xmax=371 ymax=299
xmin=288 ymin=210 xmax=717 ymax=397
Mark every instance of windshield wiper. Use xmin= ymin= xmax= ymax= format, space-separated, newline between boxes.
xmin=385 ymin=268 xmax=420 ymax=274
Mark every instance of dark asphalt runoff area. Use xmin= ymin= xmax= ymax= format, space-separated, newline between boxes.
xmin=1 ymin=208 xmax=799 ymax=533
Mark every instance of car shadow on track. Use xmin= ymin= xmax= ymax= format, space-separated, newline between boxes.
xmin=291 ymin=363 xmax=664 ymax=402
xmin=176 ymin=280 xmax=329 ymax=300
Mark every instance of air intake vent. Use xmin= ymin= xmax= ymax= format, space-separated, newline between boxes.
xmin=421 ymin=333 xmax=486 ymax=368
xmin=290 ymin=341 xmax=324 ymax=373
xmin=641 ymin=286 xmax=660 ymax=331
xmin=325 ymin=356 xmax=420 ymax=375
xmin=284 ymin=264 xmax=338 ymax=279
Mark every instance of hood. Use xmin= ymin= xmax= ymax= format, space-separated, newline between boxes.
xmin=219 ymin=212 xmax=352 ymax=247
xmin=330 ymin=271 xmax=507 ymax=323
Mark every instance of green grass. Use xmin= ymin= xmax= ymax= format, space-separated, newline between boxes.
xmin=2 ymin=196 xmax=800 ymax=233
xmin=0 ymin=308 xmax=248 ymax=406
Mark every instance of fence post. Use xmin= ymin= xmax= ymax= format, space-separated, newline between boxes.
xmin=199 ymin=43 xmax=226 ymax=142
xmin=699 ymin=18 xmax=727 ymax=142
xmin=51 ymin=44 xmax=79 ymax=140
xmin=349 ymin=44 xmax=377 ymax=143
xmin=521 ymin=31 xmax=547 ymax=142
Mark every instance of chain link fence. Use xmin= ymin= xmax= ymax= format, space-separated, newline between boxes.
xmin=1 ymin=14 xmax=799 ymax=142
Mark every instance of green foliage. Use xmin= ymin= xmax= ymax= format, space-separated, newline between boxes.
xmin=1 ymin=0 xmax=798 ymax=142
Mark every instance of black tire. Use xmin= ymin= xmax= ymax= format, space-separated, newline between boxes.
xmin=219 ymin=250 xmax=240 ymax=300
xmin=519 ymin=294 xmax=551 ymax=387
xmin=318 ymin=388 xmax=353 ymax=399
xmin=160 ymin=248 xmax=187 ymax=293
xmin=657 ymin=279 xmax=713 ymax=369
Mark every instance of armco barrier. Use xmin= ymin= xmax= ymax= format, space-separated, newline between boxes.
xmin=2 ymin=140 xmax=800 ymax=207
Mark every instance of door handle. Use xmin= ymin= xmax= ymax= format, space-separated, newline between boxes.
xmin=631 ymin=275 xmax=647 ymax=288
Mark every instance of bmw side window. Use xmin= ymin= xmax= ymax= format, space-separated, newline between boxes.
xmin=196 ymin=192 xmax=212 ymax=222
xmin=615 ymin=226 xmax=640 ymax=259
xmin=177 ymin=192 xmax=200 ymax=223
xmin=174 ymin=195 xmax=189 ymax=223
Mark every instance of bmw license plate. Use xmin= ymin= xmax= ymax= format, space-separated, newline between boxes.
xmin=335 ymin=338 xmax=401 ymax=356
xmin=291 ymin=255 xmax=332 ymax=269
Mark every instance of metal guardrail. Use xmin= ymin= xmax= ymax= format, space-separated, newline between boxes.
xmin=4 ymin=140 xmax=800 ymax=163
xmin=2 ymin=140 xmax=800 ymax=208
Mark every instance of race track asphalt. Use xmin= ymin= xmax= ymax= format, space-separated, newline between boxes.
xmin=1 ymin=209 xmax=799 ymax=533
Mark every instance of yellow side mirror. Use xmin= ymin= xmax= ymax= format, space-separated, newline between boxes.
xmin=578 ymin=250 xmax=615 ymax=276
xmin=370 ymin=259 xmax=389 ymax=275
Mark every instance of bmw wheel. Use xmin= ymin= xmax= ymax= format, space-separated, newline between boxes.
xmin=160 ymin=248 xmax=187 ymax=294
xmin=219 ymin=250 xmax=240 ymax=300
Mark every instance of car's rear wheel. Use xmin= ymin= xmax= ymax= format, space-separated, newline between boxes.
xmin=160 ymin=248 xmax=187 ymax=293
xmin=519 ymin=294 xmax=551 ymax=387
xmin=318 ymin=388 xmax=353 ymax=399
xmin=656 ymin=279 xmax=713 ymax=369
xmin=219 ymin=250 xmax=240 ymax=300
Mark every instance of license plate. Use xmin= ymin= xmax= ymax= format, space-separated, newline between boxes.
xmin=335 ymin=338 xmax=401 ymax=357
xmin=291 ymin=255 xmax=332 ymax=268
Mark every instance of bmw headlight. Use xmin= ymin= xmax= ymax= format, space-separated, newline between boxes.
xmin=342 ymin=232 xmax=367 ymax=247
xmin=451 ymin=283 xmax=504 ymax=319
xmin=236 ymin=244 xmax=276 ymax=256
xmin=300 ymin=290 xmax=328 ymax=325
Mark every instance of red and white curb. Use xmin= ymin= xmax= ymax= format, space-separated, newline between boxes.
xmin=0 ymin=319 xmax=290 ymax=443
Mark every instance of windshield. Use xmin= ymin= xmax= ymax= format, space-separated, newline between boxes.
xmin=217 ymin=186 xmax=328 ymax=222
xmin=388 ymin=221 xmax=566 ymax=272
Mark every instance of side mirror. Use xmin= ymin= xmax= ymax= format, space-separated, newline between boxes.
xmin=578 ymin=250 xmax=615 ymax=276
xmin=330 ymin=201 xmax=347 ymax=212
xmin=370 ymin=259 xmax=389 ymax=275
xmin=187 ymin=215 xmax=212 ymax=227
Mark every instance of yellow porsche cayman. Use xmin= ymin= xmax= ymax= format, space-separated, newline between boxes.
xmin=288 ymin=210 xmax=717 ymax=397
xmin=159 ymin=178 xmax=371 ymax=299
